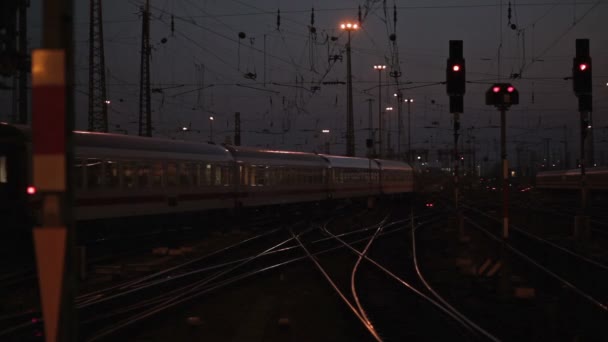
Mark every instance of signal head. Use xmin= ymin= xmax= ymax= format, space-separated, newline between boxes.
xmin=579 ymin=63 xmax=588 ymax=71
xmin=452 ymin=65 xmax=461 ymax=72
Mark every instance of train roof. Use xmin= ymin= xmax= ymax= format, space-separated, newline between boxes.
xmin=374 ymin=159 xmax=412 ymax=171
xmin=537 ymin=167 xmax=608 ymax=176
xmin=0 ymin=123 xmax=233 ymax=161
xmin=319 ymin=154 xmax=380 ymax=170
xmin=225 ymin=145 xmax=327 ymax=167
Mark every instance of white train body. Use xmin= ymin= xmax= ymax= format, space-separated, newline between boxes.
xmin=1 ymin=123 xmax=414 ymax=226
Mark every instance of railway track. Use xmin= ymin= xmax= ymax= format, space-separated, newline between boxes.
xmin=463 ymin=205 xmax=608 ymax=309
xmin=455 ymin=205 xmax=608 ymax=340
xmin=0 ymin=204 xmax=391 ymax=340
xmin=292 ymin=209 xmax=498 ymax=341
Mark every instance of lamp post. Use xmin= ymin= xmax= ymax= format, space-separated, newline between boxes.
xmin=322 ymin=129 xmax=331 ymax=153
xmin=340 ymin=21 xmax=359 ymax=157
xmin=404 ymin=98 xmax=414 ymax=163
xmin=374 ymin=64 xmax=386 ymax=157
xmin=209 ymin=116 xmax=214 ymax=142
xmin=394 ymin=92 xmax=402 ymax=157
xmin=386 ymin=106 xmax=393 ymax=156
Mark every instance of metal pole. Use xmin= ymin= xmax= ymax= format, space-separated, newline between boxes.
xmin=378 ymin=70 xmax=383 ymax=158
xmin=18 ymin=0 xmax=28 ymax=124
xmin=563 ymin=124 xmax=568 ymax=168
xmin=501 ymin=108 xmax=509 ymax=239
xmin=580 ymin=111 xmax=587 ymax=213
xmin=408 ymin=101 xmax=412 ymax=163
xmin=35 ymin=0 xmax=75 ymax=340
xmin=209 ymin=119 xmax=213 ymax=142
xmin=454 ymin=113 xmax=460 ymax=209
xmin=367 ymin=98 xmax=374 ymax=156
xmin=345 ymin=30 xmax=354 ymax=156
xmin=397 ymin=93 xmax=402 ymax=156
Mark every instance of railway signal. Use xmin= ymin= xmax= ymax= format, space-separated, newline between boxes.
xmin=446 ymin=40 xmax=465 ymax=235
xmin=572 ymin=39 xmax=593 ymax=243
xmin=485 ymin=83 xmax=519 ymax=107
xmin=573 ymin=42 xmax=592 ymax=97
xmin=485 ymin=83 xmax=518 ymax=240
xmin=446 ymin=40 xmax=465 ymax=97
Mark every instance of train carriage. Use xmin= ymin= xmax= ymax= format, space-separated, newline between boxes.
xmin=375 ymin=159 xmax=414 ymax=195
xmin=72 ymin=132 xmax=235 ymax=222
xmin=1 ymin=122 xmax=415 ymax=234
xmin=320 ymin=154 xmax=381 ymax=200
xmin=225 ymin=146 xmax=328 ymax=207
xmin=536 ymin=167 xmax=608 ymax=191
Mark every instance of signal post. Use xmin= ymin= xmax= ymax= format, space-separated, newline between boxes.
xmin=486 ymin=83 xmax=519 ymax=298
xmin=572 ymin=39 xmax=592 ymax=244
xmin=446 ymin=40 xmax=465 ymax=236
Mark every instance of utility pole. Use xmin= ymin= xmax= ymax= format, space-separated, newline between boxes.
xmin=17 ymin=0 xmax=28 ymax=124
xmin=563 ymin=125 xmax=569 ymax=169
xmin=234 ymin=112 xmax=241 ymax=146
xmin=365 ymin=98 xmax=374 ymax=157
xmin=395 ymin=92 xmax=403 ymax=157
xmin=138 ymin=0 xmax=151 ymax=137
xmin=339 ymin=21 xmax=358 ymax=156
xmin=374 ymin=64 xmax=386 ymax=157
xmin=88 ymin=0 xmax=108 ymax=132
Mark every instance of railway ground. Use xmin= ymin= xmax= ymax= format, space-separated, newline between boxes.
xmin=3 ymin=193 xmax=608 ymax=341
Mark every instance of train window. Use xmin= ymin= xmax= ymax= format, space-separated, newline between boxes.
xmin=179 ymin=163 xmax=193 ymax=186
xmin=255 ymin=166 xmax=265 ymax=186
xmin=123 ymin=162 xmax=136 ymax=188
xmin=138 ymin=163 xmax=151 ymax=187
xmin=239 ymin=165 xmax=246 ymax=186
xmin=249 ymin=166 xmax=256 ymax=186
xmin=152 ymin=162 xmax=163 ymax=186
xmin=203 ymin=163 xmax=210 ymax=186
xmin=0 ymin=156 xmax=6 ymax=183
xmin=213 ymin=166 xmax=222 ymax=185
xmin=223 ymin=166 xmax=233 ymax=186
xmin=166 ymin=163 xmax=177 ymax=186
xmin=73 ymin=159 xmax=84 ymax=189
xmin=86 ymin=159 xmax=103 ymax=188
xmin=195 ymin=163 xmax=202 ymax=186
xmin=104 ymin=160 xmax=120 ymax=188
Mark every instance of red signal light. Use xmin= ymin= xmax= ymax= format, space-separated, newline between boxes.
xmin=452 ymin=65 xmax=461 ymax=72
xmin=579 ymin=63 xmax=588 ymax=71
xmin=492 ymin=86 xmax=501 ymax=93
xmin=27 ymin=186 xmax=37 ymax=195
xmin=507 ymin=86 xmax=514 ymax=93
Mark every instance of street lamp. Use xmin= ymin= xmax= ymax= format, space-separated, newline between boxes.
xmin=386 ymin=107 xmax=394 ymax=156
xmin=373 ymin=64 xmax=386 ymax=157
xmin=340 ymin=21 xmax=359 ymax=157
xmin=404 ymin=98 xmax=414 ymax=163
xmin=209 ymin=116 xmax=214 ymax=142
xmin=322 ymin=129 xmax=331 ymax=153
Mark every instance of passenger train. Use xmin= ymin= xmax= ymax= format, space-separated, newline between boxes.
xmin=536 ymin=167 xmax=608 ymax=191
xmin=1 ymin=123 xmax=413 ymax=232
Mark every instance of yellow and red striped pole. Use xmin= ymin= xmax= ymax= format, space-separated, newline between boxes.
xmin=32 ymin=49 xmax=69 ymax=342
xmin=31 ymin=0 xmax=75 ymax=339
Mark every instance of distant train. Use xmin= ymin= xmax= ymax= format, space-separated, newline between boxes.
xmin=535 ymin=167 xmax=608 ymax=191
xmin=1 ymin=123 xmax=413 ymax=231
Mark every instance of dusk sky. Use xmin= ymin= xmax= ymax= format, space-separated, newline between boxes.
xmin=2 ymin=0 xmax=607 ymax=164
